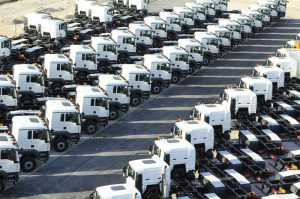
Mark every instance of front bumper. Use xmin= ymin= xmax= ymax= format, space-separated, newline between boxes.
xmin=142 ymin=91 xmax=150 ymax=99
xmin=121 ymin=104 xmax=129 ymax=112
xmin=69 ymin=133 xmax=80 ymax=143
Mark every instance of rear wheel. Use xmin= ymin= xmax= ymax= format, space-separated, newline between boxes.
xmin=109 ymin=107 xmax=119 ymax=120
xmin=20 ymin=156 xmax=36 ymax=172
xmin=171 ymin=74 xmax=180 ymax=84
xmin=203 ymin=57 xmax=210 ymax=66
xmin=53 ymin=137 xmax=68 ymax=152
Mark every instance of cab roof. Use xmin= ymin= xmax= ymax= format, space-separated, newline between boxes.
xmin=96 ymin=184 xmax=139 ymax=198
xmin=207 ymin=25 xmax=230 ymax=33
xmin=0 ymin=133 xmax=18 ymax=150
xmin=98 ymin=74 xmax=128 ymax=87
xmin=91 ymin=36 xmax=116 ymax=45
xmin=70 ymin=45 xmax=94 ymax=53
xmin=111 ymin=29 xmax=135 ymax=38
xmin=144 ymin=16 xmax=166 ymax=24
xmin=194 ymin=31 xmax=218 ymax=39
xmin=178 ymin=39 xmax=202 ymax=48
xmin=162 ymin=46 xmax=188 ymax=55
xmin=46 ymin=99 xmax=78 ymax=112
xmin=76 ymin=86 xmax=107 ymax=99
xmin=241 ymin=76 xmax=273 ymax=86
xmin=0 ymin=75 xmax=14 ymax=87
xmin=154 ymin=138 xmax=194 ymax=153
xmin=254 ymin=65 xmax=283 ymax=73
xmin=175 ymin=120 xmax=213 ymax=133
xmin=12 ymin=115 xmax=46 ymax=130
xmin=129 ymin=23 xmax=151 ymax=32
xmin=194 ymin=103 xmax=228 ymax=115
xmin=173 ymin=7 xmax=194 ymax=14
xmin=143 ymin=54 xmax=170 ymax=63
xmin=224 ymin=87 xmax=256 ymax=98
xmin=13 ymin=64 xmax=42 ymax=76
xmin=129 ymin=158 xmax=167 ymax=173
xmin=121 ymin=64 xmax=149 ymax=74
xmin=159 ymin=12 xmax=181 ymax=20
xmin=44 ymin=54 xmax=70 ymax=63
xmin=0 ymin=36 xmax=9 ymax=43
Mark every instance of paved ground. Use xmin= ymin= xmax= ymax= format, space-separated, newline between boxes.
xmin=1 ymin=0 xmax=300 ymax=199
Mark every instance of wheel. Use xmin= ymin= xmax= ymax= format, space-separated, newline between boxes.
xmin=20 ymin=156 xmax=36 ymax=172
xmin=109 ymin=107 xmax=119 ymax=120
xmin=136 ymin=46 xmax=146 ymax=55
xmin=53 ymin=137 xmax=68 ymax=152
xmin=188 ymin=66 xmax=195 ymax=75
xmin=171 ymin=74 xmax=180 ymax=84
xmin=203 ymin=57 xmax=210 ymax=66
xmin=206 ymin=149 xmax=214 ymax=159
xmin=77 ymin=72 xmax=87 ymax=81
xmin=98 ymin=62 xmax=109 ymax=72
xmin=51 ymin=83 xmax=62 ymax=92
xmin=151 ymin=84 xmax=162 ymax=94
xmin=223 ymin=131 xmax=231 ymax=140
xmin=217 ymin=50 xmax=223 ymax=57
xmin=186 ymin=171 xmax=195 ymax=181
xmin=130 ymin=95 xmax=142 ymax=106
xmin=20 ymin=96 xmax=34 ymax=108
xmin=84 ymin=121 xmax=98 ymax=135
xmin=0 ymin=179 xmax=5 ymax=193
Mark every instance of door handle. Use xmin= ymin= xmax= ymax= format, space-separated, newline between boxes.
xmin=64 ymin=127 xmax=66 ymax=130
xmin=31 ymin=145 xmax=34 ymax=148
xmin=0 ymin=100 xmax=3 ymax=102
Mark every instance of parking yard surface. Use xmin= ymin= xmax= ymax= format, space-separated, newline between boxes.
xmin=1 ymin=0 xmax=300 ymax=198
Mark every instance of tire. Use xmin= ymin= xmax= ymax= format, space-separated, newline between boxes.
xmin=130 ymin=95 xmax=142 ymax=106
xmin=109 ymin=107 xmax=119 ymax=120
xmin=188 ymin=66 xmax=195 ymax=75
xmin=20 ymin=156 xmax=36 ymax=172
xmin=151 ymin=84 xmax=162 ymax=94
xmin=84 ymin=121 xmax=98 ymax=135
xmin=217 ymin=50 xmax=223 ymax=58
xmin=171 ymin=74 xmax=180 ymax=84
xmin=0 ymin=179 xmax=5 ymax=193
xmin=20 ymin=96 xmax=34 ymax=108
xmin=203 ymin=57 xmax=210 ymax=66
xmin=53 ymin=137 xmax=68 ymax=152
xmin=98 ymin=62 xmax=109 ymax=73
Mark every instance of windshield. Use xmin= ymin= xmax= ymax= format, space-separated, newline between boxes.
xmin=31 ymin=75 xmax=44 ymax=86
xmin=139 ymin=73 xmax=151 ymax=83
xmin=192 ymin=46 xmax=203 ymax=54
xmin=59 ymin=23 xmax=66 ymax=30
xmin=107 ymin=9 xmax=114 ymax=16
xmin=232 ymin=25 xmax=241 ymax=32
xmin=285 ymin=43 xmax=293 ymax=48
xmin=1 ymin=86 xmax=17 ymax=98
xmin=0 ymin=149 xmax=18 ymax=163
xmin=117 ymin=85 xmax=129 ymax=95
xmin=127 ymin=165 xmax=135 ymax=180
xmin=197 ymin=8 xmax=205 ymax=14
xmin=221 ymin=31 xmax=231 ymax=39
xmin=142 ymin=30 xmax=152 ymax=38
xmin=209 ymin=3 xmax=215 ymax=9
xmin=159 ymin=63 xmax=170 ymax=71
xmin=184 ymin=12 xmax=194 ymax=19
xmin=61 ymin=63 xmax=72 ymax=73
xmin=242 ymin=19 xmax=251 ymax=26
xmin=152 ymin=144 xmax=160 ymax=156
xmin=280 ymin=1 xmax=286 ymax=6
xmin=209 ymin=38 xmax=219 ymax=46
xmin=171 ymin=18 xmax=181 ymax=25
xmin=155 ymin=23 xmax=166 ymax=31
xmin=262 ymin=9 xmax=271 ymax=15
xmin=254 ymin=14 xmax=263 ymax=21
xmin=93 ymin=97 xmax=108 ymax=108
xmin=65 ymin=112 xmax=81 ymax=125
xmin=177 ymin=54 xmax=188 ymax=62
xmin=86 ymin=53 xmax=96 ymax=63
xmin=106 ymin=45 xmax=117 ymax=54
xmin=1 ymin=39 xmax=11 ymax=48
xmin=265 ymin=60 xmax=273 ymax=66
xmin=221 ymin=0 xmax=228 ymax=5
xmin=251 ymin=70 xmax=260 ymax=77
xmin=173 ymin=125 xmax=181 ymax=136
xmin=125 ymin=37 xmax=135 ymax=46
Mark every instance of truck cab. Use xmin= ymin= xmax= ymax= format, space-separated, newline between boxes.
xmin=196 ymin=0 xmax=216 ymax=20
xmin=218 ymin=19 xmax=242 ymax=45
xmin=91 ymin=36 xmax=118 ymax=72
xmin=185 ymin=2 xmax=206 ymax=27
xmin=43 ymin=54 xmax=73 ymax=94
xmin=159 ymin=12 xmax=181 ymax=41
xmin=239 ymin=76 xmax=273 ymax=105
xmin=128 ymin=23 xmax=152 ymax=55
xmin=90 ymin=5 xmax=114 ymax=25
xmin=90 ymin=184 xmax=142 ymax=199
xmin=229 ymin=14 xmax=253 ymax=38
xmin=45 ymin=99 xmax=81 ymax=152
xmin=111 ymin=29 xmax=136 ymax=62
xmin=144 ymin=16 xmax=167 ymax=47
xmin=75 ymin=0 xmax=97 ymax=18
xmin=128 ymin=0 xmax=149 ymax=11
xmin=266 ymin=56 xmax=298 ymax=81
xmin=207 ymin=25 xmax=232 ymax=52
xmin=275 ymin=48 xmax=300 ymax=79
xmin=13 ymin=64 xmax=45 ymax=108
xmin=123 ymin=157 xmax=170 ymax=198
xmin=98 ymin=74 xmax=130 ymax=119
xmin=24 ymin=13 xmax=49 ymax=33
xmin=150 ymin=138 xmax=196 ymax=180
xmin=257 ymin=0 xmax=279 ymax=21
xmin=241 ymin=9 xmax=263 ymax=33
xmin=252 ymin=65 xmax=284 ymax=90
xmin=178 ymin=38 xmax=207 ymax=70
xmin=76 ymin=86 xmax=109 ymax=134
xmin=0 ymin=36 xmax=11 ymax=62
xmin=119 ymin=64 xmax=151 ymax=106
xmin=220 ymin=87 xmax=257 ymax=119
xmin=69 ymin=45 xmax=97 ymax=82
xmin=162 ymin=46 xmax=189 ymax=84
xmin=194 ymin=31 xmax=220 ymax=59
xmin=173 ymin=7 xmax=195 ymax=32
xmin=0 ymin=75 xmax=17 ymax=119
xmin=11 ymin=115 xmax=50 ymax=172
xmin=142 ymin=54 xmax=171 ymax=94
xmin=190 ymin=103 xmax=231 ymax=138
xmin=214 ymin=0 xmax=229 ymax=17
xmin=40 ymin=18 xmax=66 ymax=41
xmin=0 ymin=132 xmax=19 ymax=193
xmin=171 ymin=120 xmax=214 ymax=158
xmin=249 ymin=4 xmax=271 ymax=26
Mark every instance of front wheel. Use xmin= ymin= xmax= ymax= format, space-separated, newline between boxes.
xmin=151 ymin=84 xmax=162 ymax=94
xmin=20 ymin=156 xmax=36 ymax=172
xmin=171 ymin=74 xmax=180 ymax=84
xmin=188 ymin=66 xmax=195 ymax=75
xmin=53 ymin=137 xmax=68 ymax=152
xmin=84 ymin=121 xmax=98 ymax=135
xmin=203 ymin=57 xmax=210 ymax=66
xmin=109 ymin=107 xmax=119 ymax=120
xmin=130 ymin=95 xmax=142 ymax=106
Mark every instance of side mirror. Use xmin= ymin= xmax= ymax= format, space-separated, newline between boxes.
xmin=89 ymin=191 xmax=96 ymax=199
xmin=190 ymin=108 xmax=195 ymax=118
xmin=122 ymin=165 xmax=129 ymax=177
xmin=170 ymin=126 xmax=175 ymax=135
xmin=148 ymin=144 xmax=154 ymax=155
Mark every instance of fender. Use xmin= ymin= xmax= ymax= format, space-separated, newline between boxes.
xmin=18 ymin=91 xmax=36 ymax=98
xmin=82 ymin=114 xmax=101 ymax=122
xmin=0 ymin=104 xmax=8 ymax=112
xmin=50 ymin=131 xmax=70 ymax=138
xmin=171 ymin=67 xmax=181 ymax=74
xmin=19 ymin=149 xmax=39 ymax=158
xmin=109 ymin=101 xmax=122 ymax=110
xmin=151 ymin=77 xmax=164 ymax=85
xmin=0 ymin=171 xmax=8 ymax=180
xmin=130 ymin=88 xmax=143 ymax=97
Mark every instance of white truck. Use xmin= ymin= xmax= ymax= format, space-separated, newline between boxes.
xmin=128 ymin=0 xmax=149 ymax=12
xmin=119 ymin=64 xmax=151 ymax=106
xmin=97 ymin=74 xmax=130 ymax=119
xmin=229 ymin=14 xmax=253 ymax=38
xmin=0 ymin=75 xmax=17 ymax=120
xmin=173 ymin=7 xmax=195 ymax=33
xmin=75 ymin=86 xmax=109 ymax=134
xmin=220 ymin=87 xmax=257 ymax=119
xmin=123 ymin=157 xmax=170 ymax=198
xmin=90 ymin=5 xmax=114 ymax=26
xmin=24 ymin=13 xmax=49 ymax=33
xmin=185 ymin=2 xmax=206 ymax=28
xmin=159 ymin=12 xmax=182 ymax=40
xmin=214 ymin=0 xmax=230 ymax=17
xmin=249 ymin=4 xmax=271 ymax=26
xmin=171 ymin=119 xmax=214 ymax=158
xmin=142 ymin=54 xmax=171 ymax=94
xmin=190 ymin=103 xmax=231 ymax=139
xmin=40 ymin=18 xmax=66 ymax=42
xmin=11 ymin=115 xmax=50 ymax=172
xmin=91 ymin=36 xmax=118 ymax=72
xmin=69 ymin=45 xmax=97 ymax=82
xmin=44 ymin=99 xmax=81 ymax=152
xmin=144 ymin=16 xmax=167 ymax=47
xmin=0 ymin=132 xmax=19 ymax=193
xmin=0 ymin=36 xmax=11 ymax=71
xmin=241 ymin=9 xmax=263 ymax=33
xmin=43 ymin=54 xmax=73 ymax=94
xmin=178 ymin=38 xmax=208 ymax=71
xmin=257 ymin=0 xmax=279 ymax=22
xmin=74 ymin=0 xmax=97 ymax=18
xmin=218 ymin=19 xmax=242 ymax=45
xmin=275 ymin=48 xmax=300 ymax=80
xmin=128 ymin=22 xmax=152 ymax=55
xmin=194 ymin=31 xmax=220 ymax=59
xmin=149 ymin=138 xmax=196 ymax=181
xmin=238 ymin=76 xmax=273 ymax=105
xmin=162 ymin=46 xmax=189 ymax=84
xmin=252 ymin=65 xmax=285 ymax=90
xmin=12 ymin=64 xmax=45 ymax=108
xmin=196 ymin=0 xmax=216 ymax=20
xmin=266 ymin=56 xmax=298 ymax=81
xmin=207 ymin=25 xmax=232 ymax=52
xmin=90 ymin=183 xmax=142 ymax=199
